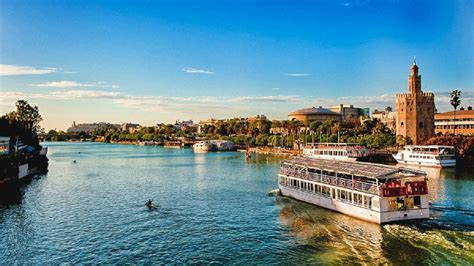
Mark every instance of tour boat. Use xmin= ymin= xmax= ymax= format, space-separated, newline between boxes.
xmin=192 ymin=141 xmax=214 ymax=152
xmin=392 ymin=145 xmax=456 ymax=168
xmin=212 ymin=140 xmax=236 ymax=151
xmin=302 ymin=143 xmax=369 ymax=161
xmin=138 ymin=141 xmax=155 ymax=146
xmin=192 ymin=140 xmax=235 ymax=153
xmin=278 ymin=157 xmax=429 ymax=224
xmin=164 ymin=141 xmax=184 ymax=149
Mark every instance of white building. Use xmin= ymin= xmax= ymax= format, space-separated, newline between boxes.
xmin=67 ymin=122 xmax=120 ymax=133
xmin=371 ymin=111 xmax=397 ymax=131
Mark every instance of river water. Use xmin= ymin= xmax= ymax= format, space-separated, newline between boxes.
xmin=0 ymin=142 xmax=473 ymax=264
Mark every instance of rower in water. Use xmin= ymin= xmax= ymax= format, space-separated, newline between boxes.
xmin=146 ymin=199 xmax=154 ymax=209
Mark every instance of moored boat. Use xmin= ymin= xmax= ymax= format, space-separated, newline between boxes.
xmin=278 ymin=157 xmax=429 ymax=224
xmin=212 ymin=140 xmax=236 ymax=151
xmin=192 ymin=141 xmax=214 ymax=152
xmin=164 ymin=141 xmax=184 ymax=149
xmin=302 ymin=143 xmax=369 ymax=161
xmin=192 ymin=140 xmax=236 ymax=152
xmin=138 ymin=141 xmax=155 ymax=146
xmin=392 ymin=145 xmax=456 ymax=168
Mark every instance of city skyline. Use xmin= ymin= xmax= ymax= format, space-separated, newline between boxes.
xmin=1 ymin=0 xmax=473 ymax=130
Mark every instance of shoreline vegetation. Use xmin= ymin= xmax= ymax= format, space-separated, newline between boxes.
xmin=40 ymin=116 xmax=474 ymax=160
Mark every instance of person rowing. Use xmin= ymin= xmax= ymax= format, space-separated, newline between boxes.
xmin=146 ymin=199 xmax=154 ymax=209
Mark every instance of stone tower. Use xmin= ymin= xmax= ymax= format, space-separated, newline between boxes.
xmin=396 ymin=61 xmax=435 ymax=144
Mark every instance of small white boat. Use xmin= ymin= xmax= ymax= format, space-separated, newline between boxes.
xmin=138 ymin=141 xmax=155 ymax=146
xmin=192 ymin=141 xmax=214 ymax=153
xmin=212 ymin=140 xmax=235 ymax=151
xmin=302 ymin=143 xmax=369 ymax=161
xmin=392 ymin=145 xmax=456 ymax=168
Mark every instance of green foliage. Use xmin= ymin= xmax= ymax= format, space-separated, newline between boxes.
xmin=450 ymin=90 xmax=461 ymax=110
xmin=8 ymin=100 xmax=43 ymax=133
xmin=425 ymin=135 xmax=474 ymax=157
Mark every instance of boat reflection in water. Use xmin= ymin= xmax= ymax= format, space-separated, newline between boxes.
xmin=275 ymin=165 xmax=474 ymax=264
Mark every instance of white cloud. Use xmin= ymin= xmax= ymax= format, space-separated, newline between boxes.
xmin=63 ymin=71 xmax=78 ymax=74
xmin=182 ymin=68 xmax=214 ymax=74
xmin=284 ymin=73 xmax=311 ymax=77
xmin=271 ymin=87 xmax=280 ymax=90
xmin=33 ymin=81 xmax=94 ymax=88
xmin=1 ymin=89 xmax=471 ymax=123
xmin=0 ymin=64 xmax=59 ymax=76
xmin=32 ymin=80 xmax=120 ymax=88
xmin=226 ymin=95 xmax=304 ymax=103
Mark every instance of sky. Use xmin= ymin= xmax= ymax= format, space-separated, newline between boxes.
xmin=0 ymin=0 xmax=473 ymax=130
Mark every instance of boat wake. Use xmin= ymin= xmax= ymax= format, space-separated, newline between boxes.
xmin=268 ymin=189 xmax=281 ymax=197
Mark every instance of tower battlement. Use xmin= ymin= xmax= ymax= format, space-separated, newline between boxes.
xmin=396 ymin=92 xmax=434 ymax=98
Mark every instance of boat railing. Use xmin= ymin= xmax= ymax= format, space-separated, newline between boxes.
xmin=279 ymin=168 xmax=379 ymax=195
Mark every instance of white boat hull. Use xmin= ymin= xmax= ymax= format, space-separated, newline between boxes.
xmin=392 ymin=154 xmax=456 ymax=168
xmin=279 ymin=184 xmax=429 ymax=224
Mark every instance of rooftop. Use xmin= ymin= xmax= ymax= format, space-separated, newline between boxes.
xmin=289 ymin=106 xmax=341 ymax=116
xmin=435 ymin=109 xmax=474 ymax=118
xmin=282 ymin=157 xmax=426 ymax=180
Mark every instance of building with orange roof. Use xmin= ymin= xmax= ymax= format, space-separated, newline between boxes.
xmin=434 ymin=108 xmax=474 ymax=135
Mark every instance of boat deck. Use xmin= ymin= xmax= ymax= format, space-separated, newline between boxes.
xmin=282 ymin=157 xmax=426 ymax=180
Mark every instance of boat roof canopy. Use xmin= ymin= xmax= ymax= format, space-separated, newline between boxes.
xmin=282 ymin=157 xmax=426 ymax=180
xmin=405 ymin=145 xmax=454 ymax=149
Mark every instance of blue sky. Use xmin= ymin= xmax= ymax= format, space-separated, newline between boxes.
xmin=1 ymin=0 xmax=473 ymax=130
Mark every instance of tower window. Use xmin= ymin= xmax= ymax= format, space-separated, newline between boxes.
xmin=419 ymin=122 xmax=424 ymax=128
xmin=401 ymin=122 xmax=404 ymax=126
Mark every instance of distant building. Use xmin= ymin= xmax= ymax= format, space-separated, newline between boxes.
xmin=329 ymin=104 xmax=364 ymax=122
xmin=372 ymin=110 xmax=397 ymax=131
xmin=288 ymin=106 xmax=342 ymax=123
xmin=67 ymin=122 xmax=120 ymax=133
xmin=197 ymin=118 xmax=219 ymax=134
xmin=121 ymin=123 xmax=141 ymax=132
xmin=396 ymin=61 xmax=435 ymax=144
xmin=435 ymin=109 xmax=474 ymax=135
xmin=288 ymin=104 xmax=365 ymax=124
xmin=361 ymin=108 xmax=370 ymax=118
xmin=174 ymin=120 xmax=194 ymax=130
xmin=248 ymin=114 xmax=268 ymax=122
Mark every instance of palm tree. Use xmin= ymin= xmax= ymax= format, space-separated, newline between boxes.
xmin=450 ymin=90 xmax=461 ymax=135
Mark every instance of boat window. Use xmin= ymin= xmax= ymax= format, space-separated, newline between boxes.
xmin=340 ymin=190 xmax=346 ymax=200
xmin=388 ymin=198 xmax=397 ymax=211
xmin=367 ymin=197 xmax=372 ymax=209
xmin=414 ymin=196 xmax=421 ymax=207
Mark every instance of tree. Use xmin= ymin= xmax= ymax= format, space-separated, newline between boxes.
xmin=450 ymin=90 xmax=461 ymax=135
xmin=9 ymin=100 xmax=43 ymax=133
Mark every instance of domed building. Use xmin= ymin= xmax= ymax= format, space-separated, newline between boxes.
xmin=288 ymin=106 xmax=342 ymax=123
